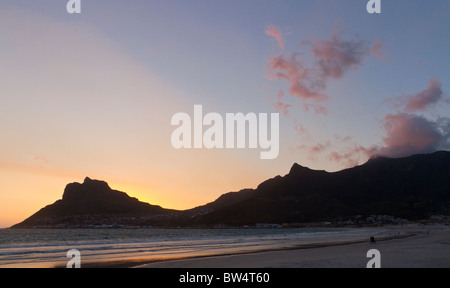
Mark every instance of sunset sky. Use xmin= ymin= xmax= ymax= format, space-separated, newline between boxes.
xmin=1 ymin=0 xmax=449 ymax=227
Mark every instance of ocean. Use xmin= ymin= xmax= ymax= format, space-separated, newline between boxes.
xmin=0 ymin=228 xmax=391 ymax=268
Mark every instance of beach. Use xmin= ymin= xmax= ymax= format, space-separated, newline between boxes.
xmin=0 ymin=227 xmax=371 ymax=268
xmin=136 ymin=225 xmax=450 ymax=268
xmin=0 ymin=224 xmax=448 ymax=268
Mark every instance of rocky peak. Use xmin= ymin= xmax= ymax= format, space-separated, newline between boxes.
xmin=62 ymin=177 xmax=112 ymax=202
xmin=288 ymin=163 xmax=313 ymax=175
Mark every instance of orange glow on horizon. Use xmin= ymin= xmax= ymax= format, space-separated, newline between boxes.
xmin=0 ymin=164 xmax=270 ymax=228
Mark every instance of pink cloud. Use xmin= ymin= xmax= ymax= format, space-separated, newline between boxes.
xmin=34 ymin=156 xmax=50 ymax=169
xmin=267 ymin=54 xmax=328 ymax=102
xmin=328 ymin=151 xmax=357 ymax=167
xmin=404 ymin=78 xmax=443 ymax=112
xmin=310 ymin=34 xmax=371 ymax=79
xmin=377 ymin=78 xmax=450 ymax=158
xmin=298 ymin=137 xmax=379 ymax=167
xmin=265 ymin=25 xmax=286 ymax=50
xmin=273 ymin=90 xmax=292 ymax=117
xmin=294 ymin=120 xmax=309 ymax=135
xmin=302 ymin=102 xmax=328 ymax=116
xmin=371 ymin=38 xmax=387 ymax=62
xmin=34 ymin=156 xmax=49 ymax=164
xmin=334 ymin=135 xmax=352 ymax=143
xmin=379 ymin=113 xmax=449 ymax=157
xmin=266 ymin=32 xmax=379 ymax=115
xmin=328 ymin=144 xmax=379 ymax=168
xmin=297 ymin=141 xmax=331 ymax=161
xmin=310 ymin=141 xmax=331 ymax=153
xmin=387 ymin=78 xmax=444 ymax=113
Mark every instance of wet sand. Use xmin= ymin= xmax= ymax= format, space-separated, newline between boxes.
xmin=136 ymin=225 xmax=450 ymax=268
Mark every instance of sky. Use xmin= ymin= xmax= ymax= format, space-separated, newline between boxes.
xmin=0 ymin=0 xmax=449 ymax=228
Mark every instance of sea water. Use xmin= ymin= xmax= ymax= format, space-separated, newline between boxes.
xmin=0 ymin=228 xmax=391 ymax=268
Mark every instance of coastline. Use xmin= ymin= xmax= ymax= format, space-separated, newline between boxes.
xmin=78 ymin=225 xmax=449 ymax=268
xmin=134 ymin=225 xmax=449 ymax=268
xmin=72 ymin=237 xmax=384 ymax=268
xmin=2 ymin=224 xmax=448 ymax=268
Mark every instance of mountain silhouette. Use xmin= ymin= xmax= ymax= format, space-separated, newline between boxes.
xmin=11 ymin=177 xmax=173 ymax=228
xmin=11 ymin=151 xmax=450 ymax=228
xmin=185 ymin=151 xmax=450 ymax=226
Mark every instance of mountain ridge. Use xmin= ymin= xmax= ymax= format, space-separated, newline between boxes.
xmin=11 ymin=151 xmax=450 ymax=228
xmin=11 ymin=177 xmax=174 ymax=228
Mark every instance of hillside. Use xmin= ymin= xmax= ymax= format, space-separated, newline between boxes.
xmin=11 ymin=151 xmax=450 ymax=228
xmin=11 ymin=177 xmax=174 ymax=228
xmin=185 ymin=151 xmax=450 ymax=226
